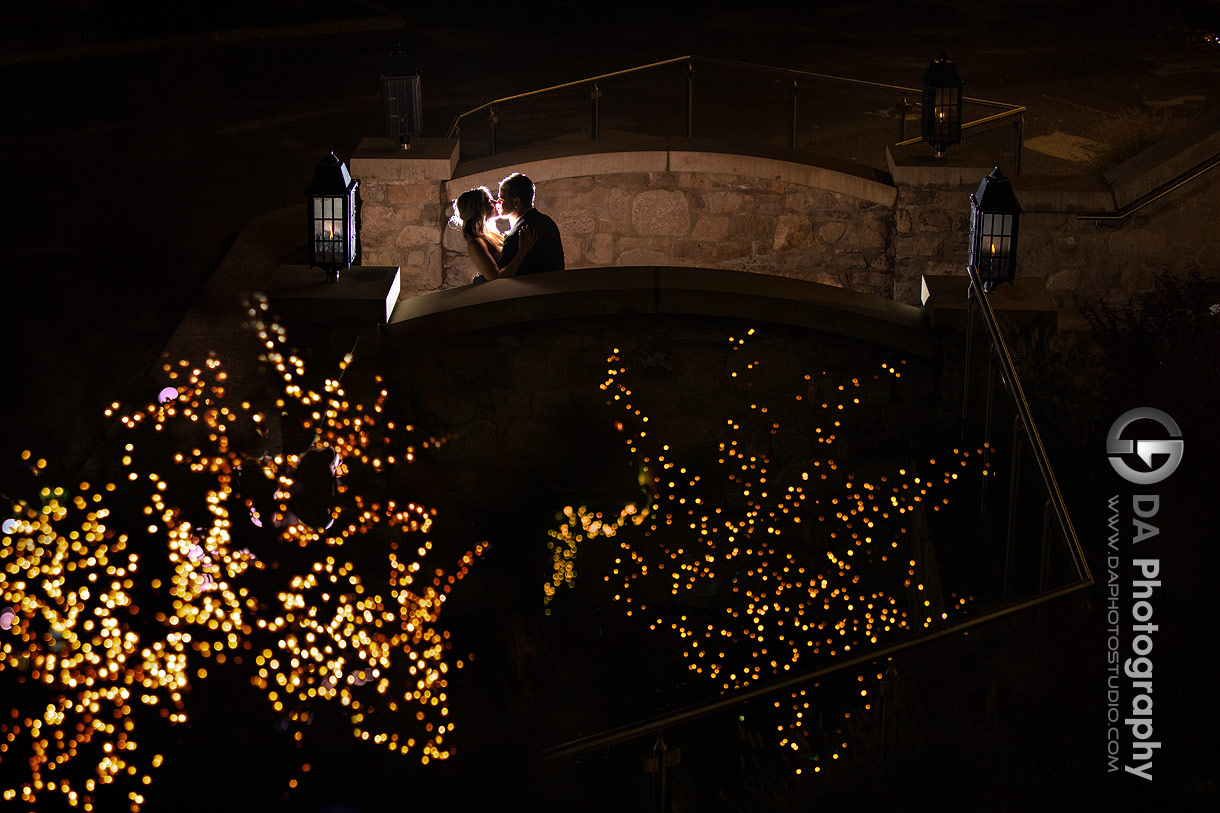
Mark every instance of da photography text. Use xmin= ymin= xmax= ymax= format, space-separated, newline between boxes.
xmin=1103 ymin=407 xmax=1184 ymax=781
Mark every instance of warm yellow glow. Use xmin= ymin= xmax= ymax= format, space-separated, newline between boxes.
xmin=550 ymin=334 xmax=978 ymax=779
xmin=0 ymin=294 xmax=481 ymax=809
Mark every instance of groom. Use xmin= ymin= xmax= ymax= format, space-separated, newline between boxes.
xmin=496 ymin=172 xmax=565 ymax=276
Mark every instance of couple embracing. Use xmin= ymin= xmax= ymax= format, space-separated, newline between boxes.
xmin=451 ymin=172 xmax=565 ymax=284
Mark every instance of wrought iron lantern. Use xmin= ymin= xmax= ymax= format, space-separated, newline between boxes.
xmin=921 ymin=53 xmax=963 ymax=155
xmin=382 ymin=44 xmax=422 ymax=148
xmin=969 ymin=167 xmax=1022 ymax=290
xmin=306 ymin=152 xmax=359 ymax=279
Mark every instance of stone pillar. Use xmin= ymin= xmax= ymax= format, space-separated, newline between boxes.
xmin=349 ymin=137 xmax=458 ymax=297
xmin=887 ymin=145 xmax=996 ymax=305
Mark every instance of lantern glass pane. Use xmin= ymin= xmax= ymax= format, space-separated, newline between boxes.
xmin=313 ymin=195 xmax=346 ymax=262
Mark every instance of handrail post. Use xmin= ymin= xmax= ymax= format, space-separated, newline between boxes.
xmin=645 ymin=731 xmax=678 ymax=813
xmin=1015 ymin=115 xmax=1024 ymax=175
xmin=1004 ymin=414 xmax=1023 ymax=598
xmin=961 ymin=284 xmax=976 ymax=444
xmin=789 ymin=78 xmax=799 ymax=150
xmin=980 ymin=346 xmax=997 ymax=514
xmin=898 ymin=96 xmax=909 ymax=142
xmin=591 ymin=81 xmax=601 ymax=141
xmin=686 ymin=60 xmax=694 ymax=138
xmin=1040 ymin=499 xmax=1053 ymax=593
xmin=488 ymin=105 xmax=498 ymax=156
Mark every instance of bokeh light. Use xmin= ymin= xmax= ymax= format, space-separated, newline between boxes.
xmin=546 ymin=330 xmax=983 ymax=776
xmin=1 ymin=294 xmax=481 ymax=810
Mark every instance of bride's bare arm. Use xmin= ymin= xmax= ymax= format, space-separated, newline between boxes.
xmin=467 ymin=237 xmax=501 ymax=280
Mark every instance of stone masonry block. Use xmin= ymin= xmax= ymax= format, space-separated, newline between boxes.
xmin=397 ymin=224 xmax=440 ymax=247
xmin=388 ymin=182 xmax=437 ymax=206
xmin=565 ymin=239 xmax=583 ymax=265
xmin=558 ymin=209 xmax=598 ymax=234
xmin=425 ymin=248 xmax=443 ymax=288
xmin=360 ymin=206 xmax=398 ymax=246
xmin=896 ymin=208 xmax=912 ymax=234
xmin=916 ymin=208 xmax=952 ymax=232
xmin=773 ymin=213 xmax=813 ymax=251
xmin=609 ymin=187 xmax=633 ymax=221
xmin=705 ymin=190 xmax=743 ymax=213
xmin=442 ymin=225 xmax=466 ymax=252
xmin=846 ymin=221 xmax=887 ymax=250
xmin=589 ymin=233 xmax=616 ymax=264
xmin=633 ymin=189 xmax=690 ymax=236
xmin=360 ymin=183 xmax=389 ymax=205
xmin=730 ymin=212 xmax=774 ymax=241
xmin=817 ymin=221 xmax=848 ymax=244
xmin=691 ymin=216 xmax=729 ymax=241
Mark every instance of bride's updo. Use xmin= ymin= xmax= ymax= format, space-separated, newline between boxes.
xmin=449 ymin=186 xmax=500 ymax=246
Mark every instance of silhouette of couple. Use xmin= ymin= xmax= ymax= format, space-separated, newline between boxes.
xmin=451 ymin=172 xmax=564 ymax=284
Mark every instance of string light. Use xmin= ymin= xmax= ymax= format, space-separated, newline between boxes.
xmin=549 ymin=332 xmax=982 ymax=776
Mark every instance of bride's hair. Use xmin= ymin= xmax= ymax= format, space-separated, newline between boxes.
xmin=448 ymin=186 xmax=496 ymax=242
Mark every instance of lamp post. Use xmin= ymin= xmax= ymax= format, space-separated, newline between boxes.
xmin=921 ymin=53 xmax=962 ymax=156
xmin=382 ymin=44 xmax=422 ymax=149
xmin=969 ymin=167 xmax=1022 ymax=291
xmin=306 ymin=152 xmax=359 ymax=280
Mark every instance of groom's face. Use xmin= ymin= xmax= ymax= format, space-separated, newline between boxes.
xmin=497 ymin=187 xmax=522 ymax=217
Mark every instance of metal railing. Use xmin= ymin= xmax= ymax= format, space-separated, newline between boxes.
xmin=446 ymin=55 xmax=1024 ymax=170
xmin=960 ymin=265 xmax=1092 ymax=590
xmin=1076 ymin=152 xmax=1220 ymax=220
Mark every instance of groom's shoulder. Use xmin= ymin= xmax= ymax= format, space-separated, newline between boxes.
xmin=531 ymin=208 xmax=560 ymax=229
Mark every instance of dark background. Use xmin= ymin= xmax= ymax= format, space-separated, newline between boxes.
xmin=2 ymin=1 xmax=1218 ymax=809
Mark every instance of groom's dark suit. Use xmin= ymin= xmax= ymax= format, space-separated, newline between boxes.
xmin=499 ymin=207 xmax=565 ymax=276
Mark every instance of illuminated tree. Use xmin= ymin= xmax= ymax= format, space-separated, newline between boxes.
xmin=0 ymin=296 xmax=481 ymax=811
xmin=546 ymin=329 xmax=983 ymax=776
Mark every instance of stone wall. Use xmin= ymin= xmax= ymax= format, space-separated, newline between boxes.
xmin=349 ymin=138 xmax=459 ymax=293
xmin=890 ymin=171 xmax=1220 ymax=308
xmin=359 ymin=177 xmax=447 ymax=289
xmin=1022 ymin=178 xmax=1220 ymax=304
xmin=891 ymin=184 xmax=972 ymax=305
xmin=441 ymin=170 xmax=896 ymax=299
xmin=351 ymin=131 xmax=1220 ymax=310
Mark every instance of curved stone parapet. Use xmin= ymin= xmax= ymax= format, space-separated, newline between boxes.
xmin=355 ymin=137 xmax=900 ymax=301
xmin=384 ymin=265 xmax=935 ymax=357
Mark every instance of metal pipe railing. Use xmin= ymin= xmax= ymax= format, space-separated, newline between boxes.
xmin=894 ymin=105 xmax=1028 ymax=146
xmin=446 ymin=55 xmax=696 ymax=139
xmin=1077 ymin=153 xmax=1220 ymax=221
xmin=446 ymin=55 xmax=1025 ymax=157
xmin=965 ymin=265 xmax=1092 ymax=584
xmin=535 ymin=576 xmax=1090 ymax=763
